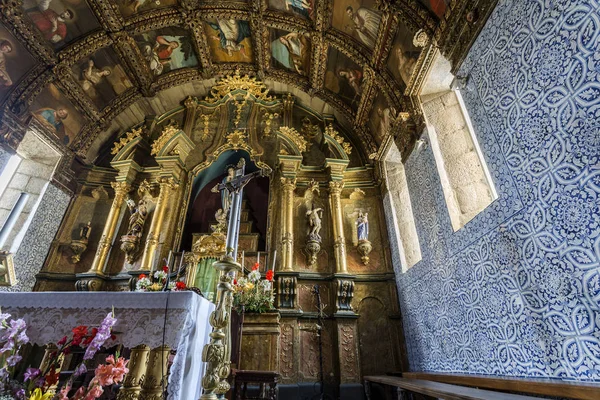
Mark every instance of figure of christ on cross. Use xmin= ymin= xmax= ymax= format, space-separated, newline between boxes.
xmin=217 ymin=158 xmax=265 ymax=261
xmin=201 ymin=157 xmax=267 ymax=400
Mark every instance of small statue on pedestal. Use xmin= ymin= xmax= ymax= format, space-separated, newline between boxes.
xmin=121 ymin=198 xmax=149 ymax=264
xmin=356 ymin=210 xmax=372 ymax=265
xmin=305 ymin=203 xmax=323 ymax=266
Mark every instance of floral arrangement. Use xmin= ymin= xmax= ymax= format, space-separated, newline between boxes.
xmin=135 ymin=266 xmax=187 ymax=292
xmin=0 ymin=310 xmax=129 ymax=400
xmin=232 ymin=262 xmax=275 ymax=313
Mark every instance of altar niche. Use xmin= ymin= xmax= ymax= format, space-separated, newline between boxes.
xmin=182 ymin=150 xmax=269 ymax=298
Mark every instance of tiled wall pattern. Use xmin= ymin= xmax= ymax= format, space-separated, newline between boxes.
xmin=0 ymin=182 xmax=70 ymax=292
xmin=397 ymin=0 xmax=600 ymax=380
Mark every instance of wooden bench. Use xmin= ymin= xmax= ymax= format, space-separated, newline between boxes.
xmin=364 ymin=376 xmax=547 ymax=400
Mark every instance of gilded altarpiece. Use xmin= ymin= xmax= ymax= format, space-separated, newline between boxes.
xmin=36 ymin=73 xmax=407 ymax=395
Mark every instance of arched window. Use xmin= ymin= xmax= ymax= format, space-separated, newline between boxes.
xmin=420 ymin=53 xmax=497 ymax=231
xmin=383 ymin=142 xmax=421 ymax=272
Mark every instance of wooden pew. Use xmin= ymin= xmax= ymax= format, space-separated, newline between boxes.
xmin=364 ymin=376 xmax=547 ymax=400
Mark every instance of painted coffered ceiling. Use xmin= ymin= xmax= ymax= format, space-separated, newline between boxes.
xmin=0 ymin=0 xmax=491 ymax=173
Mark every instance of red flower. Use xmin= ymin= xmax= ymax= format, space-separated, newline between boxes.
xmin=266 ymin=270 xmax=274 ymax=281
xmin=162 ymin=266 xmax=169 ymax=273
xmin=45 ymin=367 xmax=59 ymax=386
xmin=83 ymin=328 xmax=98 ymax=346
xmin=72 ymin=325 xmax=88 ymax=346
xmin=252 ymin=262 xmax=260 ymax=271
xmin=233 ymin=279 xmax=237 ymax=285
xmin=139 ymin=274 xmax=147 ymax=279
xmin=57 ymin=336 xmax=67 ymax=346
xmin=175 ymin=281 xmax=186 ymax=291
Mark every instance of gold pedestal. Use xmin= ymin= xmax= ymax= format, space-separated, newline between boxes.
xmin=140 ymin=346 xmax=170 ymax=400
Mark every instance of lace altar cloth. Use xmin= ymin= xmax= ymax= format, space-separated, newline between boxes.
xmin=0 ymin=291 xmax=215 ymax=400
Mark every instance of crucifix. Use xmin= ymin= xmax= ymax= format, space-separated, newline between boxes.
xmin=200 ymin=157 xmax=266 ymax=400
xmin=218 ymin=158 xmax=264 ymax=261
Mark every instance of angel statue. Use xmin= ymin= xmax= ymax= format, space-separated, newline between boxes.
xmin=356 ymin=211 xmax=369 ymax=241
xmin=126 ymin=198 xmax=149 ymax=237
xmin=306 ymin=203 xmax=323 ymax=242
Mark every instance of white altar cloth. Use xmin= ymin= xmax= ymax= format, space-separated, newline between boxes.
xmin=0 ymin=291 xmax=215 ymax=400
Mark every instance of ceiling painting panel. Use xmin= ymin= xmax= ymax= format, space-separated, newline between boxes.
xmin=386 ymin=23 xmax=420 ymax=90
xmin=0 ymin=24 xmax=37 ymax=105
xmin=30 ymin=83 xmax=85 ymax=146
xmin=270 ymin=29 xmax=311 ymax=77
xmin=418 ymin=0 xmax=448 ymax=19
xmin=134 ymin=27 xmax=199 ymax=76
xmin=118 ymin=0 xmax=177 ymax=18
xmin=331 ymin=0 xmax=382 ymax=50
xmin=267 ymin=0 xmax=314 ymax=20
xmin=71 ymin=47 xmax=134 ymax=110
xmin=368 ymin=92 xmax=393 ymax=146
xmin=324 ymin=46 xmax=363 ymax=113
xmin=23 ymin=0 xmax=101 ymax=50
xmin=203 ymin=19 xmax=253 ymax=63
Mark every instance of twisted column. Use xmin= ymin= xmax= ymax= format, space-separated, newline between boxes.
xmin=117 ymin=345 xmax=149 ymax=400
xmin=139 ymin=177 xmax=178 ymax=272
xmin=329 ymin=181 xmax=347 ymax=274
xmin=280 ymin=177 xmax=296 ymax=272
xmin=88 ymin=182 xmax=131 ymax=274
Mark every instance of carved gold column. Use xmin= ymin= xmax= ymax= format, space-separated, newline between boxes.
xmin=280 ymin=177 xmax=296 ymax=272
xmin=329 ymin=181 xmax=347 ymax=274
xmin=117 ymin=345 xmax=149 ymax=400
xmin=88 ymin=182 xmax=131 ymax=274
xmin=139 ymin=177 xmax=178 ymax=272
xmin=140 ymin=346 xmax=170 ymax=400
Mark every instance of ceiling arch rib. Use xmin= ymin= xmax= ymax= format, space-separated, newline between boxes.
xmin=0 ymin=0 xmax=462 ymax=174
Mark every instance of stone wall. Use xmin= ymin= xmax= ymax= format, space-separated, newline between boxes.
xmin=0 ymin=182 xmax=70 ymax=292
xmin=396 ymin=0 xmax=600 ymax=381
xmin=422 ymin=90 xmax=494 ymax=230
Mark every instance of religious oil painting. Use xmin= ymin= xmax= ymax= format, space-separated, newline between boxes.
xmin=270 ymin=29 xmax=311 ymax=76
xmin=71 ymin=48 xmax=133 ymax=110
xmin=118 ymin=0 xmax=177 ymax=18
xmin=134 ymin=27 xmax=198 ymax=76
xmin=368 ymin=92 xmax=393 ymax=145
xmin=268 ymin=0 xmax=314 ymax=20
xmin=23 ymin=0 xmax=101 ymax=50
xmin=30 ymin=83 xmax=84 ymax=146
xmin=418 ymin=0 xmax=448 ymax=18
xmin=331 ymin=0 xmax=382 ymax=49
xmin=0 ymin=24 xmax=37 ymax=104
xmin=324 ymin=46 xmax=363 ymax=111
xmin=204 ymin=19 xmax=253 ymax=63
xmin=386 ymin=23 xmax=421 ymax=89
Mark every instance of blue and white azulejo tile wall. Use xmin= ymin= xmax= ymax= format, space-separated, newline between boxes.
xmin=397 ymin=0 xmax=600 ymax=380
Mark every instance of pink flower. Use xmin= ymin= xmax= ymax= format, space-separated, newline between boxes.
xmin=111 ymin=356 xmax=129 ymax=383
xmin=84 ymin=384 xmax=103 ymax=400
xmin=94 ymin=363 xmax=114 ymax=386
xmin=57 ymin=384 xmax=71 ymax=400
xmin=72 ymin=387 xmax=86 ymax=400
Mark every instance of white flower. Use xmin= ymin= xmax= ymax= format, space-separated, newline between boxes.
xmin=237 ymin=277 xmax=248 ymax=286
xmin=136 ymin=277 xmax=151 ymax=291
xmin=248 ymin=270 xmax=261 ymax=283
xmin=154 ymin=270 xmax=167 ymax=280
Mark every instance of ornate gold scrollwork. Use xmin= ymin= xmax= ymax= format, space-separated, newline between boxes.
xmin=205 ymin=69 xmax=272 ymax=103
xmin=111 ymin=128 xmax=142 ymax=155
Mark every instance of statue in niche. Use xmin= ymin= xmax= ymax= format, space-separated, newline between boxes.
xmin=355 ymin=209 xmax=372 ymax=265
xmin=212 ymin=165 xmax=236 ymax=215
xmin=126 ymin=198 xmax=149 ymax=237
xmin=306 ymin=203 xmax=323 ymax=242
xmin=356 ymin=211 xmax=369 ymax=241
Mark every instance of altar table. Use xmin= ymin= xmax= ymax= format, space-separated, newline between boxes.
xmin=0 ymin=291 xmax=215 ymax=400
